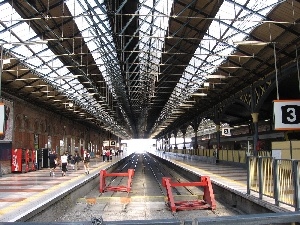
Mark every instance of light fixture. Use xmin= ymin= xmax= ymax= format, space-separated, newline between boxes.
xmin=8 ymin=40 xmax=48 ymax=45
xmin=15 ymin=78 xmax=27 ymax=81
xmin=180 ymin=104 xmax=193 ymax=107
xmin=203 ymin=82 xmax=210 ymax=87
xmin=191 ymin=93 xmax=207 ymax=96
xmin=206 ymin=75 xmax=227 ymax=79
xmin=69 ymin=102 xmax=74 ymax=107
xmin=233 ymin=40 xmax=270 ymax=45
xmin=2 ymin=59 xmax=10 ymax=64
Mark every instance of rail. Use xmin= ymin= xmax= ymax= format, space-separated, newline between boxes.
xmin=247 ymin=156 xmax=300 ymax=210
xmin=3 ymin=212 xmax=300 ymax=224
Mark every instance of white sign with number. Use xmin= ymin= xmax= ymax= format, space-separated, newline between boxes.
xmin=274 ymin=100 xmax=300 ymax=130
xmin=222 ymin=127 xmax=231 ymax=136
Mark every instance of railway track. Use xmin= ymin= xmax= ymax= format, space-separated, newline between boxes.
xmin=52 ymin=153 xmax=243 ymax=223
xmin=22 ymin=153 xmax=244 ymax=224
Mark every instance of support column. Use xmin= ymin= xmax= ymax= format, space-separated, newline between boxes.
xmin=173 ymin=130 xmax=178 ymax=152
xmin=168 ymin=133 xmax=171 ymax=152
xmin=180 ymin=127 xmax=187 ymax=150
xmin=164 ymin=135 xmax=168 ymax=152
xmin=215 ymin=123 xmax=220 ymax=160
xmin=214 ymin=107 xmax=221 ymax=160
xmin=191 ymin=118 xmax=200 ymax=155
xmin=194 ymin=127 xmax=198 ymax=155
xmin=183 ymin=131 xmax=186 ymax=150
xmin=251 ymin=112 xmax=259 ymax=156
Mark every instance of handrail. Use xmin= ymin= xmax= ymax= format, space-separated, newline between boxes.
xmin=247 ymin=156 xmax=300 ymax=210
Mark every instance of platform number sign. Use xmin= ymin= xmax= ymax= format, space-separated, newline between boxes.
xmin=222 ymin=128 xmax=231 ymax=136
xmin=274 ymin=100 xmax=300 ymax=130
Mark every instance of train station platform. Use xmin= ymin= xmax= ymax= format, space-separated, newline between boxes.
xmin=0 ymin=151 xmax=295 ymax=223
xmin=154 ymin=151 xmax=295 ymax=213
xmin=0 ymin=155 xmax=121 ymax=222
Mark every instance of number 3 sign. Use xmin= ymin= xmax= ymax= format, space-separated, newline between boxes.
xmin=274 ymin=100 xmax=300 ymax=130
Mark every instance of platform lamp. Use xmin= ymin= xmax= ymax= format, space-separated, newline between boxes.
xmin=0 ymin=40 xmax=48 ymax=177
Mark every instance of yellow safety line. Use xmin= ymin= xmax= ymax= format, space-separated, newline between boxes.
xmin=0 ymin=161 xmax=110 ymax=216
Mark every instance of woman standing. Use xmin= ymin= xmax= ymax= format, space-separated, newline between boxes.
xmin=83 ymin=150 xmax=90 ymax=175
xmin=60 ymin=152 xmax=68 ymax=176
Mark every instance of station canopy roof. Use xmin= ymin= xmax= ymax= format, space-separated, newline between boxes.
xmin=1 ymin=0 xmax=300 ymax=139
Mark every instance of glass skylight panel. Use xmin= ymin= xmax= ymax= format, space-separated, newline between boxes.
xmin=12 ymin=45 xmax=32 ymax=58
xmin=66 ymin=0 xmax=131 ymax=135
xmin=139 ymin=0 xmax=173 ymax=83
xmin=26 ymin=57 xmax=44 ymax=67
xmin=87 ymin=40 xmax=98 ymax=52
xmin=68 ymin=0 xmax=121 ymax=83
xmin=11 ymin=23 xmax=33 ymax=40
xmin=1 ymin=11 xmax=20 ymax=27
xmin=154 ymin=0 xmax=279 ymax=131
xmin=29 ymin=43 xmax=47 ymax=53
xmin=36 ymin=65 xmax=51 ymax=75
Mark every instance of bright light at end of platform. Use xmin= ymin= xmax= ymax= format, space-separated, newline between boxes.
xmin=121 ymin=139 xmax=156 ymax=154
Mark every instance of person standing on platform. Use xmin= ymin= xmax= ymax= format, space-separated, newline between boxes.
xmin=60 ymin=152 xmax=68 ymax=176
xmin=74 ymin=151 xmax=81 ymax=170
xmin=83 ymin=150 xmax=90 ymax=175
xmin=102 ymin=149 xmax=107 ymax=162
xmin=67 ymin=153 xmax=73 ymax=169
xmin=106 ymin=149 xmax=111 ymax=162
xmin=49 ymin=150 xmax=58 ymax=176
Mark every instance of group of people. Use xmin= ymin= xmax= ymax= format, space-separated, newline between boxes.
xmin=101 ymin=148 xmax=121 ymax=162
xmin=49 ymin=149 xmax=91 ymax=176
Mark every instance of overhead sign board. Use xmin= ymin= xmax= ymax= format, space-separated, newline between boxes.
xmin=274 ymin=100 xmax=300 ymax=130
xmin=222 ymin=127 xmax=231 ymax=136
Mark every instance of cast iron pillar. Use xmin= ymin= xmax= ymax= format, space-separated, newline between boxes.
xmin=251 ymin=112 xmax=259 ymax=156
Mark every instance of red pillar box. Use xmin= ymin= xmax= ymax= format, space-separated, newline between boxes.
xmin=11 ymin=149 xmax=22 ymax=172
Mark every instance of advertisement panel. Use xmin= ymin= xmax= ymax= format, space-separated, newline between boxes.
xmin=11 ymin=149 xmax=22 ymax=172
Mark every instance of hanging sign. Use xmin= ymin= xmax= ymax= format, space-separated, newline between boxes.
xmin=103 ymin=140 xmax=110 ymax=147
xmin=273 ymin=100 xmax=300 ymax=130
xmin=222 ymin=127 xmax=231 ymax=136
